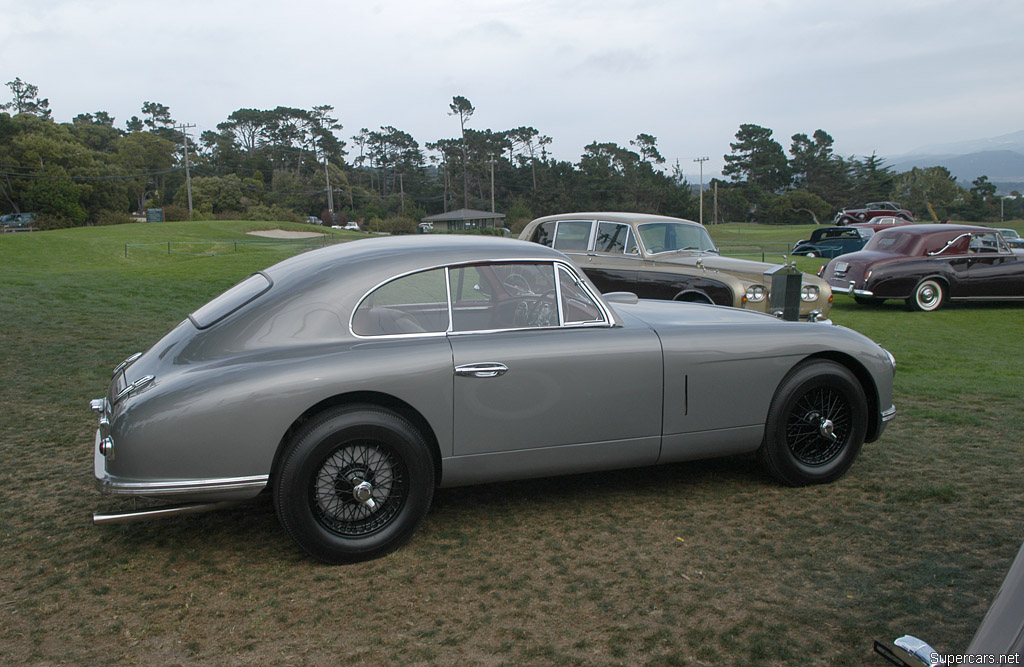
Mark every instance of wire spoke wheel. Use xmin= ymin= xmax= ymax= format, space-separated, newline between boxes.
xmin=311 ymin=440 xmax=408 ymax=537
xmin=759 ymin=360 xmax=868 ymax=486
xmin=275 ymin=406 xmax=435 ymax=564
xmin=785 ymin=386 xmax=852 ymax=466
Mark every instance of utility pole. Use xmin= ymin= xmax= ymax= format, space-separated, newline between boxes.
xmin=324 ymin=156 xmax=334 ymax=214
xmin=693 ymin=156 xmax=709 ymax=224
xmin=177 ymin=123 xmax=196 ymax=220
xmin=489 ymin=154 xmax=496 ymax=213
xmin=713 ymin=182 xmax=719 ymax=225
xmin=399 ymin=173 xmax=405 ymax=215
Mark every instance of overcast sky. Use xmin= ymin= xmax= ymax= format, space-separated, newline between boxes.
xmin=3 ymin=0 xmax=1021 ymax=179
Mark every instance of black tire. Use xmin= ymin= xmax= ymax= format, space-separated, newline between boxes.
xmin=274 ymin=405 xmax=435 ymax=564
xmin=835 ymin=216 xmax=852 ymax=226
xmin=906 ymin=279 xmax=944 ymax=312
xmin=758 ymin=361 xmax=868 ymax=486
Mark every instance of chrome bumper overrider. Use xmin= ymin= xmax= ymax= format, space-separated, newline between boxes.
xmin=882 ymin=405 xmax=897 ymax=422
xmin=830 ymin=280 xmax=873 ymax=297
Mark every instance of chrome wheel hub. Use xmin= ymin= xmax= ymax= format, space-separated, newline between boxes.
xmin=352 ymin=480 xmax=377 ymax=509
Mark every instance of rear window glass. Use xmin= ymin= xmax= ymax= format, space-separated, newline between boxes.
xmin=864 ymin=231 xmax=918 ymax=256
xmin=189 ymin=273 xmax=272 ymax=329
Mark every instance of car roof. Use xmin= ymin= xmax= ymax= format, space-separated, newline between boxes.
xmin=263 ymin=234 xmax=570 ymax=291
xmin=874 ymin=223 xmax=990 ymax=237
xmin=527 ymin=212 xmax=702 ymax=227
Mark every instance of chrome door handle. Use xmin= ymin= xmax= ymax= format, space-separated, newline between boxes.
xmin=454 ymin=363 xmax=508 ymax=378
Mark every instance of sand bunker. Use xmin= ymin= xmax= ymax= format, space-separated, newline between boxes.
xmin=246 ymin=229 xmax=326 ymax=239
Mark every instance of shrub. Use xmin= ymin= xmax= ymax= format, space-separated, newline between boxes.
xmin=243 ymin=205 xmax=302 ymax=223
xmin=92 ymin=210 xmax=134 ymax=226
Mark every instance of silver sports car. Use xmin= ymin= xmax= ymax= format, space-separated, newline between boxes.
xmin=91 ymin=235 xmax=896 ymax=563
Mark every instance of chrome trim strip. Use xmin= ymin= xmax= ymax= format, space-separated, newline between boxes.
xmin=115 ymin=374 xmax=155 ymax=402
xmin=96 ymin=474 xmax=269 ymax=496
xmin=111 ymin=352 xmax=142 ymax=378
xmin=882 ymin=406 xmax=897 ymax=422
xmin=93 ymin=501 xmax=246 ymax=525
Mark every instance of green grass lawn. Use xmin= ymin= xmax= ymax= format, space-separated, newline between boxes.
xmin=1 ymin=220 xmax=1022 ymax=665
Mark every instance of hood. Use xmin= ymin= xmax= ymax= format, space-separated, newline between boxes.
xmin=649 ymin=251 xmax=777 ymax=279
xmin=613 ymin=298 xmax=778 ymax=328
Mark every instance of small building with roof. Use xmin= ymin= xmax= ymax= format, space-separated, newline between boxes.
xmin=421 ymin=208 xmax=506 ymax=232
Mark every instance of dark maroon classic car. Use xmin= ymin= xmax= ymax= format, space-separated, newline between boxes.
xmin=834 ymin=202 xmax=914 ymax=226
xmin=820 ymin=224 xmax=1024 ymax=311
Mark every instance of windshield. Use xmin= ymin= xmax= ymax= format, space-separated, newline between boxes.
xmin=637 ymin=222 xmax=717 ymax=254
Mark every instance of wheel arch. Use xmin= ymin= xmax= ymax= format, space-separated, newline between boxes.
xmin=792 ymin=351 xmax=883 ymax=443
xmin=269 ymin=392 xmax=443 ymax=490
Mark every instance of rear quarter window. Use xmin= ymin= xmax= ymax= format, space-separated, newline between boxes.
xmin=189 ymin=273 xmax=272 ymax=329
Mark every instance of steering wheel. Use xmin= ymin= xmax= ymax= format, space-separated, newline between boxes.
xmin=528 ymin=289 xmax=558 ymax=326
xmin=502 ymin=272 xmax=533 ymax=295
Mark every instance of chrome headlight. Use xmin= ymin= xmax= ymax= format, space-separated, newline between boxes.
xmin=745 ymin=284 xmax=767 ymax=303
xmin=800 ymin=285 xmax=819 ymax=302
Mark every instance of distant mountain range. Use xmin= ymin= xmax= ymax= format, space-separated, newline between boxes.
xmin=887 ymin=130 xmax=1024 ymax=193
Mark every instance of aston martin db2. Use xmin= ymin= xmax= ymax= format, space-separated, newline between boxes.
xmin=92 ymin=235 xmax=896 ymax=563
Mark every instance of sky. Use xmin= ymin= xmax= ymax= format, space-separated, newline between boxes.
xmin=2 ymin=0 xmax=1022 ymax=180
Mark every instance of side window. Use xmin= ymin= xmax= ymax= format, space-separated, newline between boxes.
xmin=970 ymin=233 xmax=1000 ymax=253
xmin=553 ymin=220 xmax=593 ymax=251
xmin=558 ymin=266 xmax=607 ymax=325
xmin=595 ymin=222 xmax=633 ymax=254
xmin=531 ymin=222 xmax=555 ymax=247
xmin=451 ymin=262 xmax=559 ymax=331
xmin=352 ymin=268 xmax=449 ymax=336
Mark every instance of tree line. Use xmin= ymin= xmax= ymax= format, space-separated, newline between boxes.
xmin=1 ymin=77 xmax=1017 ymax=231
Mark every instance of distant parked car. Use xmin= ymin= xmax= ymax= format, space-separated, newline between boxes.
xmin=520 ymin=212 xmax=833 ymax=321
xmin=997 ymin=228 xmax=1024 ymax=249
xmin=0 ymin=212 xmax=38 ymax=229
xmin=306 ymin=216 xmax=323 ymax=225
xmin=820 ymin=224 xmax=1024 ymax=311
xmin=849 ymin=216 xmax=916 ymax=232
xmin=792 ymin=226 xmax=874 ymax=258
xmin=89 ymin=235 xmax=895 ymax=563
xmin=835 ymin=202 xmax=914 ymax=226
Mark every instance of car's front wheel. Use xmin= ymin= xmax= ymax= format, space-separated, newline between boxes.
xmin=907 ymin=279 xmax=944 ymax=312
xmin=758 ymin=360 xmax=868 ymax=486
xmin=274 ymin=406 xmax=435 ymax=564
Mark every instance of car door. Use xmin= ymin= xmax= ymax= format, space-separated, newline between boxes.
xmin=577 ymin=220 xmax=642 ymax=293
xmin=446 ymin=261 xmax=663 ymax=482
xmin=966 ymin=232 xmax=1023 ymax=297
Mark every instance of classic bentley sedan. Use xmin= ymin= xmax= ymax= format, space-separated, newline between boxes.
xmin=520 ymin=212 xmax=833 ymax=321
xmin=821 ymin=224 xmax=1024 ymax=311
xmin=92 ymin=235 xmax=895 ymax=563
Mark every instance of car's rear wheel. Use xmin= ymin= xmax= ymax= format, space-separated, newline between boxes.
xmin=758 ymin=360 xmax=867 ymax=486
xmin=805 ymin=251 xmax=817 ymax=258
xmin=274 ymin=406 xmax=435 ymax=564
xmin=907 ymin=279 xmax=944 ymax=312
